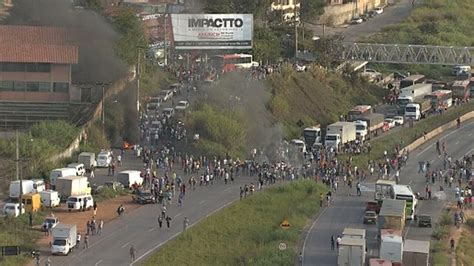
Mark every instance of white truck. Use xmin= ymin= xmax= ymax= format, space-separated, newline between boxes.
xmin=379 ymin=230 xmax=403 ymax=263
xmin=405 ymin=98 xmax=432 ymax=121
xmin=9 ymin=180 xmax=35 ymax=200
xmin=49 ymin=168 xmax=77 ymax=188
xmin=55 ymin=176 xmax=91 ymax=199
xmin=51 ymin=224 xmax=77 ymax=255
xmin=397 ymin=84 xmax=432 ymax=114
xmin=337 ymin=237 xmax=366 ymax=266
xmin=78 ymin=152 xmax=96 ymax=172
xmin=325 ymin=122 xmax=357 ymax=149
xmin=39 ymin=190 xmax=61 ymax=208
xmin=117 ymin=170 xmax=143 ymax=189
xmin=303 ymin=125 xmax=322 ymax=148
xmin=355 ymin=113 xmax=385 ymax=140
xmin=403 ymin=239 xmax=430 ymax=266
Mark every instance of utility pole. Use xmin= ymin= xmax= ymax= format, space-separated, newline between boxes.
xmin=136 ymin=49 xmax=141 ymax=113
xmin=16 ymin=130 xmax=23 ymax=211
xmin=294 ymin=0 xmax=298 ymax=59
xmin=164 ymin=14 xmax=168 ymax=66
xmin=101 ymin=84 xmax=105 ymax=136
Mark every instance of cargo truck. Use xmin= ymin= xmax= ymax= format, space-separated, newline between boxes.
xmin=55 ymin=176 xmax=91 ymax=199
xmin=77 ymin=152 xmax=96 ymax=172
xmin=342 ymin=228 xmax=366 ymax=239
xmin=355 ymin=113 xmax=385 ymax=140
xmin=337 ymin=237 xmax=366 ymax=266
xmin=377 ymin=199 xmax=406 ymax=236
xmin=404 ymin=98 xmax=432 ymax=121
xmin=303 ymin=125 xmax=322 ymax=148
xmin=379 ymin=229 xmax=403 ymax=263
xmin=51 ymin=224 xmax=77 ymax=255
xmin=402 ymin=239 xmax=429 ymax=266
xmin=451 ymin=79 xmax=470 ymax=101
xmin=325 ymin=122 xmax=357 ymax=149
xmin=396 ymin=84 xmax=432 ymax=114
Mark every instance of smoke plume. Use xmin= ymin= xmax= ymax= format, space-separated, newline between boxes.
xmin=3 ymin=0 xmax=127 ymax=83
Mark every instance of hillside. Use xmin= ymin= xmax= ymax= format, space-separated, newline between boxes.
xmin=267 ymin=66 xmax=385 ymax=137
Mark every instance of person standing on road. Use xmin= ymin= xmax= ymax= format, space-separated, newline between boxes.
xmin=165 ymin=215 xmax=172 ymax=228
xmin=93 ymin=202 xmax=98 ymax=217
xmin=130 ymin=245 xmax=137 ymax=262
xmin=183 ymin=217 xmax=189 ymax=231
xmin=158 ymin=216 xmax=163 ymax=228
xmin=161 ymin=205 xmax=167 ymax=219
xmin=336 ymin=236 xmax=342 ymax=249
xmin=298 ymin=252 xmax=303 ymax=266
xmin=98 ymin=220 xmax=104 ymax=235
xmin=331 ymin=235 xmax=335 ymax=250
xmin=83 ymin=234 xmax=89 ymax=249
xmin=356 ymin=182 xmax=361 ymax=196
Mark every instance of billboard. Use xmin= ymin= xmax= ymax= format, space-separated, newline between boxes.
xmin=171 ymin=14 xmax=253 ymax=50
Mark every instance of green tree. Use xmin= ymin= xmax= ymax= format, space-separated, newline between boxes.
xmin=253 ymin=27 xmax=284 ymax=63
xmin=300 ymin=0 xmax=326 ymax=21
xmin=311 ymin=34 xmax=345 ymax=68
xmin=113 ymin=8 xmax=148 ymax=65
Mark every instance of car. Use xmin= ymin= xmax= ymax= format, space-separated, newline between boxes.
xmin=158 ymin=90 xmax=173 ymax=101
xmin=384 ymin=118 xmax=396 ymax=128
xmin=417 ymin=214 xmax=432 ymax=227
xmin=361 ymin=68 xmax=382 ymax=82
xmin=169 ymin=83 xmax=181 ymax=95
xmin=363 ymin=210 xmax=378 ymax=224
xmin=147 ymin=97 xmax=162 ymax=110
xmin=374 ymin=7 xmax=384 ymax=15
xmin=393 ymin=116 xmax=404 ymax=126
xmin=97 ymin=150 xmax=113 ymax=168
xmin=350 ymin=17 xmax=363 ymax=24
xmin=175 ymin=100 xmax=189 ymax=111
xmin=132 ymin=191 xmax=155 ymax=204
xmin=365 ymin=201 xmax=381 ymax=214
xmin=162 ymin=107 xmax=175 ymax=119
xmin=42 ymin=216 xmax=60 ymax=231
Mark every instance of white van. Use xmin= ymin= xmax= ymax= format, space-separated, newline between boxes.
xmin=3 ymin=203 xmax=25 ymax=217
xmin=97 ymin=150 xmax=113 ymax=168
xmin=32 ymin=179 xmax=46 ymax=193
xmin=67 ymin=163 xmax=85 ymax=176
xmin=50 ymin=168 xmax=77 ymax=187
xmin=117 ymin=170 xmax=143 ymax=188
xmin=66 ymin=195 xmax=94 ymax=211
xmin=452 ymin=65 xmax=471 ymax=76
xmin=39 ymin=190 xmax=61 ymax=208
xmin=9 ymin=180 xmax=35 ymax=199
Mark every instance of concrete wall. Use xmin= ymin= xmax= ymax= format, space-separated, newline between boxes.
xmin=320 ymin=0 xmax=384 ymax=26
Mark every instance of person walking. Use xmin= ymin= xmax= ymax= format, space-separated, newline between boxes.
xmin=331 ymin=235 xmax=335 ymax=250
xmin=93 ymin=202 xmax=98 ymax=217
xmin=129 ymin=245 xmax=137 ymax=262
xmin=158 ymin=216 xmax=163 ymax=228
xmin=83 ymin=234 xmax=89 ymax=249
xmin=183 ymin=217 xmax=189 ymax=231
xmin=165 ymin=215 xmax=172 ymax=228
xmin=98 ymin=220 xmax=104 ymax=235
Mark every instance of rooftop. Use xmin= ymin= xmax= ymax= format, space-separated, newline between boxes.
xmin=0 ymin=25 xmax=78 ymax=64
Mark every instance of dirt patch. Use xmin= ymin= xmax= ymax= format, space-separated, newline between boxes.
xmin=34 ymin=195 xmax=141 ymax=250
xmin=446 ymin=207 xmax=473 ymax=266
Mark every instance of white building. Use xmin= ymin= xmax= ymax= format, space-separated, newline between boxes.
xmin=271 ymin=0 xmax=300 ymax=22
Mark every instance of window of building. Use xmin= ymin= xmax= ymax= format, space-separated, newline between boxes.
xmin=38 ymin=82 xmax=51 ymax=92
xmin=26 ymin=63 xmax=51 ymax=73
xmin=0 ymin=81 xmax=14 ymax=91
xmin=1 ymin=63 xmax=25 ymax=72
xmin=53 ymin=82 xmax=69 ymax=93
xmin=13 ymin=81 xmax=26 ymax=92
xmin=26 ymin=82 xmax=40 ymax=92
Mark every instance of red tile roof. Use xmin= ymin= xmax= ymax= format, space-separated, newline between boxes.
xmin=0 ymin=25 xmax=79 ymax=64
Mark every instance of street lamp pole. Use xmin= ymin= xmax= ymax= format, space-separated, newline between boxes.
xmin=294 ymin=0 xmax=298 ymax=59
xmin=137 ymin=49 xmax=141 ymax=113
xmin=15 ymin=130 xmax=23 ymax=210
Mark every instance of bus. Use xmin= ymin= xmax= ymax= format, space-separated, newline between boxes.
xmin=424 ymin=90 xmax=453 ymax=109
xmin=347 ymin=105 xmax=372 ymax=121
xmin=375 ymin=180 xmax=397 ymax=203
xmin=303 ymin=126 xmax=322 ymax=148
xmin=390 ymin=184 xmax=417 ymax=220
xmin=451 ymin=79 xmax=471 ymax=101
xmin=399 ymin=75 xmax=426 ymax=89
xmin=210 ymin=54 xmax=259 ymax=74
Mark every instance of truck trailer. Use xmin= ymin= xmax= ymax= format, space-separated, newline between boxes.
xmin=325 ymin=122 xmax=357 ymax=149
xmin=55 ymin=176 xmax=91 ymax=199
xmin=403 ymin=239 xmax=430 ymax=266
xmin=51 ymin=224 xmax=77 ymax=255
xmin=337 ymin=237 xmax=366 ymax=266
xmin=397 ymin=84 xmax=432 ymax=114
xmin=405 ymin=98 xmax=432 ymax=120
xmin=378 ymin=199 xmax=406 ymax=235
xmin=355 ymin=113 xmax=385 ymax=139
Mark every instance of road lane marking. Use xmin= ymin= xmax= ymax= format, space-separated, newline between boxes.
xmin=121 ymin=242 xmax=130 ymax=248
xmin=199 ymin=200 xmax=206 ymax=205
xmin=455 ymin=141 xmax=459 ymax=145
xmin=131 ymin=198 xmax=239 ymax=265
xmin=174 ymin=213 xmax=182 ymax=218
xmin=148 ymin=228 xmax=155 ymax=232
xmin=224 ymin=187 xmax=231 ymax=192
xmin=95 ymin=260 xmax=103 ymax=266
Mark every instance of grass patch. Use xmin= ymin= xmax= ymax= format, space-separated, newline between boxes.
xmin=144 ymin=180 xmax=326 ymax=265
xmin=456 ymin=231 xmax=474 ymax=266
xmin=0 ymin=211 xmax=47 ymax=266
xmin=431 ymin=239 xmax=449 ymax=266
xmin=94 ymin=187 xmax=129 ymax=202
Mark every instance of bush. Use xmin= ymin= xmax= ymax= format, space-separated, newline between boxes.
xmin=94 ymin=187 xmax=129 ymax=202
xmin=439 ymin=211 xmax=453 ymax=226
xmin=466 ymin=218 xmax=474 ymax=229
xmin=431 ymin=226 xmax=449 ymax=240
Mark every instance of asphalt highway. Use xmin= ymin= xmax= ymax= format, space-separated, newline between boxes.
xmin=302 ymin=119 xmax=474 ymax=265
xmin=50 ymin=150 xmax=257 ymax=266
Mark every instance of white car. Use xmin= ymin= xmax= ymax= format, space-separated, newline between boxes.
xmin=384 ymin=118 xmax=396 ymax=128
xmin=350 ymin=17 xmax=363 ymax=24
xmin=97 ymin=151 xmax=113 ymax=168
xmin=175 ymin=101 xmax=189 ymax=111
xmin=393 ymin=116 xmax=404 ymax=126
xmin=361 ymin=68 xmax=382 ymax=81
xmin=147 ymin=97 xmax=162 ymax=111
xmin=374 ymin=7 xmax=384 ymax=15
xmin=162 ymin=108 xmax=175 ymax=119
xmin=66 ymin=195 xmax=94 ymax=211
xmin=158 ymin=90 xmax=173 ymax=101
xmin=42 ymin=216 xmax=60 ymax=231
